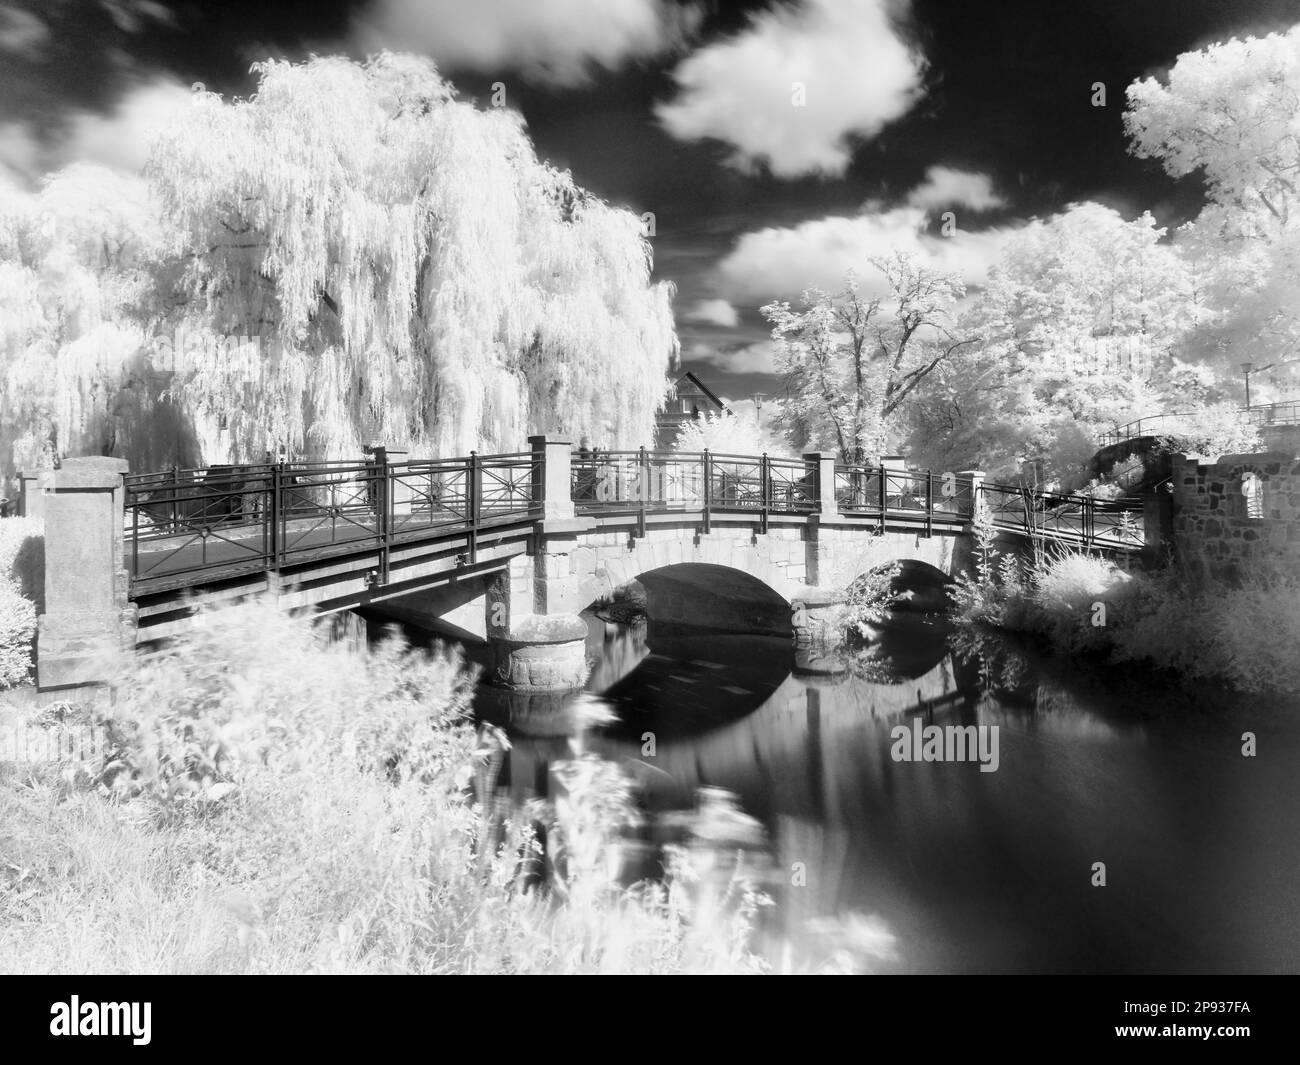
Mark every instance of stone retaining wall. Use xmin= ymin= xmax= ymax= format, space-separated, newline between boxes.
xmin=1170 ymin=451 xmax=1300 ymax=582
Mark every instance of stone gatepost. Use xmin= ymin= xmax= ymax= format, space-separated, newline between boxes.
xmin=37 ymin=457 xmax=137 ymax=694
xmin=484 ymin=437 xmax=591 ymax=691
xmin=802 ymin=451 xmax=839 ymax=586
xmin=18 ymin=470 xmax=50 ymax=520
xmin=956 ymin=469 xmax=985 ymax=516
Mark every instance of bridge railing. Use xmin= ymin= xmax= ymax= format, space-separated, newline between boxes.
xmin=123 ymin=451 xmax=542 ymax=594
xmin=979 ymin=480 xmax=1145 ymax=550
xmin=1098 ymin=400 xmax=1300 ymax=448
xmin=834 ymin=466 xmax=975 ymax=526
xmin=570 ymin=449 xmax=817 ymax=521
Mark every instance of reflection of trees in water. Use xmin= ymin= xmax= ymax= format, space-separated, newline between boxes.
xmin=583 ymin=613 xmax=651 ymax=692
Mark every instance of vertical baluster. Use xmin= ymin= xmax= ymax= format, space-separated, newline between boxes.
xmin=272 ymin=460 xmax=283 ymax=570
xmin=702 ymin=448 xmax=712 ymax=535
xmin=877 ymin=462 xmax=886 ymax=533
xmin=925 ymin=469 xmax=933 ymax=538
xmin=468 ymin=451 xmax=480 ymax=563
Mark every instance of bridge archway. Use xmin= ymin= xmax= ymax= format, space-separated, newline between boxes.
xmin=604 ymin=562 xmax=796 ymax=642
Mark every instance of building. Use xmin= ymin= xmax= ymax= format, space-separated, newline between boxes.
xmin=654 ymin=371 xmax=728 ymax=448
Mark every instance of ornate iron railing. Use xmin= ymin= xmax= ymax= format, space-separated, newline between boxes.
xmin=124 ymin=446 xmax=1145 ymax=596
xmin=124 ymin=451 xmax=542 ymax=594
xmin=1098 ymin=400 xmax=1300 ymax=448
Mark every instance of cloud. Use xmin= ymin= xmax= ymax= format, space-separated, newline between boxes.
xmin=656 ymin=0 xmax=924 ymax=178
xmin=0 ymin=121 xmax=41 ymax=182
xmin=57 ymin=78 xmax=192 ymax=174
xmin=352 ymin=0 xmax=698 ymax=86
xmin=715 ymin=205 xmax=1015 ymax=303
xmin=685 ymin=339 xmax=778 ymax=375
xmin=683 ymin=297 xmax=739 ymax=327
xmin=906 ymin=166 xmax=1005 ymax=212
xmin=0 ymin=6 xmax=49 ymax=54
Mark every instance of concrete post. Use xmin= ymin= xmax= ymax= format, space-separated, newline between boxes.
xmin=956 ymin=469 xmax=986 ymax=518
xmin=18 ymin=471 xmax=49 ymax=520
xmin=803 ymin=451 xmax=839 ymax=517
xmin=529 ymin=435 xmax=575 ymax=520
xmin=37 ymin=456 xmax=136 ymax=693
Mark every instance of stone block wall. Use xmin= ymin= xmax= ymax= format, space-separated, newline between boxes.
xmin=1170 ymin=451 xmax=1300 ymax=582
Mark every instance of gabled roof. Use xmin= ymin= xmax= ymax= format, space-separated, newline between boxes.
xmin=671 ymin=371 xmax=727 ymax=411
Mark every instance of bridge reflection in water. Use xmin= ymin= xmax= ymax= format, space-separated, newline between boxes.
xmin=469 ymin=611 xmax=1300 ymax=974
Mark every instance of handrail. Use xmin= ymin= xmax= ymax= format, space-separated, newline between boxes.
xmin=123 ymin=445 xmax=1145 ymax=597
xmin=1098 ymin=399 xmax=1300 ymax=448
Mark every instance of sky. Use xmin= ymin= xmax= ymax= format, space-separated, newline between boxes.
xmin=3 ymin=0 xmax=1300 ymax=414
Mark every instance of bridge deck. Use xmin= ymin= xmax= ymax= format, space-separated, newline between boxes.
xmin=122 ymin=450 xmax=1146 ymax=603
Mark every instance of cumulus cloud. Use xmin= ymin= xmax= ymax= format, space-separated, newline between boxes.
xmin=0 ymin=121 xmax=41 ymax=182
xmin=656 ymin=0 xmax=924 ymax=178
xmin=906 ymin=165 xmax=1006 ymax=212
xmin=0 ymin=6 xmax=49 ymax=54
xmin=715 ymin=205 xmax=1015 ymax=303
xmin=352 ymin=0 xmax=699 ymax=86
xmin=685 ymin=339 xmax=778 ymax=375
xmin=57 ymin=78 xmax=192 ymax=174
xmin=683 ymin=297 xmax=739 ymax=327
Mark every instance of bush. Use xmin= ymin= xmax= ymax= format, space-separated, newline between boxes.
xmin=0 ymin=516 xmax=43 ymax=604
xmin=2 ymin=599 xmax=774 ymax=974
xmin=0 ymin=583 xmax=36 ymax=688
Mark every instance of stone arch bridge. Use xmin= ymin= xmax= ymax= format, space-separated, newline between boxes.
xmin=32 ymin=441 xmax=1152 ymax=695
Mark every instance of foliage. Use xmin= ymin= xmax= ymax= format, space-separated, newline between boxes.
xmin=0 ymin=599 xmax=776 ymax=973
xmin=909 ymin=203 xmax=1210 ymax=484
xmin=672 ymin=408 xmax=770 ymax=454
xmin=1125 ymin=25 xmax=1300 ymax=378
xmin=0 ymin=516 xmax=42 ymax=689
xmin=763 ymin=252 xmax=972 ymax=463
xmin=1 ymin=55 xmax=678 ymax=476
xmin=0 ymin=583 xmax=36 ymax=689
xmin=840 ymin=561 xmax=912 ymax=641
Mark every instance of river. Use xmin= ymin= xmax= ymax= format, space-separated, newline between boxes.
xmin=449 ymin=607 xmax=1300 ymax=974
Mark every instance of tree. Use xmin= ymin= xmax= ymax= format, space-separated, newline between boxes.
xmin=671 ymin=407 xmax=780 ymax=454
xmin=146 ymin=53 xmax=678 ymax=461
xmin=1 ymin=53 xmax=679 ymax=474
xmin=908 ymin=204 xmax=1207 ymax=485
xmin=1125 ymin=25 xmax=1300 ymax=379
xmin=761 ymin=252 xmax=973 ymax=464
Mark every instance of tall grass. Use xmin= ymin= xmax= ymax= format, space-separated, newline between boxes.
xmin=0 ymin=600 xmax=771 ymax=973
xmin=949 ymin=530 xmax=1300 ymax=695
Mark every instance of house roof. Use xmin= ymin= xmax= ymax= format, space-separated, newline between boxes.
xmin=669 ymin=371 xmax=727 ymax=411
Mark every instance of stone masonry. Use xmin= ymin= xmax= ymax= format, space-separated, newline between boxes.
xmin=1170 ymin=451 xmax=1300 ymax=582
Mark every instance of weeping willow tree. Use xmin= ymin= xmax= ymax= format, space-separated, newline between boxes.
xmin=146 ymin=53 xmax=678 ymax=461
xmin=0 ymin=165 xmax=176 ymax=477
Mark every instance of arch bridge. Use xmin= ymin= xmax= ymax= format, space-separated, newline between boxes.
xmin=32 ymin=441 xmax=1154 ymax=693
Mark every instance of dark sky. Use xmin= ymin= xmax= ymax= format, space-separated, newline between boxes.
xmin=4 ymin=0 xmax=1300 ymax=406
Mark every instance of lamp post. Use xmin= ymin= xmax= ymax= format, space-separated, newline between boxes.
xmin=1241 ymin=361 xmax=1261 ymax=408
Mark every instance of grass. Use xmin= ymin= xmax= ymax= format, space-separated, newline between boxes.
xmin=949 ymin=520 xmax=1300 ymax=696
xmin=0 ymin=600 xmax=775 ymax=974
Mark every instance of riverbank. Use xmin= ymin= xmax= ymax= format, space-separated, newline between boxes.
xmin=948 ymin=520 xmax=1300 ymax=697
xmin=0 ymin=600 xmax=768 ymax=974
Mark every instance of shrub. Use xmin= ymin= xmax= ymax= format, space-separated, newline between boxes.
xmin=1 ymin=598 xmax=774 ymax=974
xmin=0 ymin=583 xmax=36 ymax=689
xmin=0 ymin=516 xmax=43 ymax=605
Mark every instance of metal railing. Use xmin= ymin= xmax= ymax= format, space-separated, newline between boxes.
xmin=124 ymin=446 xmax=1146 ymax=596
xmin=124 ymin=451 xmax=542 ymax=594
xmin=571 ymin=448 xmax=816 ymax=534
xmin=1098 ymin=400 xmax=1300 ymax=448
xmin=979 ymin=480 xmax=1145 ymax=550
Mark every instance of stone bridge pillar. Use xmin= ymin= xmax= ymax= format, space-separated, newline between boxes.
xmin=37 ymin=457 xmax=137 ymax=695
xmin=18 ymin=470 xmax=50 ymax=519
xmin=487 ymin=436 xmax=590 ymax=692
